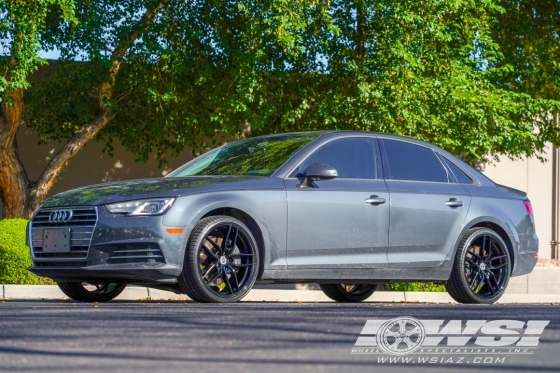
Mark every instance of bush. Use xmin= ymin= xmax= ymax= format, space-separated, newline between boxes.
xmin=384 ymin=282 xmax=446 ymax=292
xmin=0 ymin=218 xmax=53 ymax=285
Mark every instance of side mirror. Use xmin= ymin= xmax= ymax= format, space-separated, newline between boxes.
xmin=299 ymin=163 xmax=338 ymax=187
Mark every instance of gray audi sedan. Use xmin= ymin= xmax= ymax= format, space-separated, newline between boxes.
xmin=27 ymin=131 xmax=538 ymax=304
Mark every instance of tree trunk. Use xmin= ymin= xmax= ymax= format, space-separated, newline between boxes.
xmin=0 ymin=0 xmax=164 ymax=219
xmin=0 ymin=88 xmax=32 ymax=218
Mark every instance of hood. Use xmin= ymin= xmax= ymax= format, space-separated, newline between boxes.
xmin=41 ymin=175 xmax=276 ymax=208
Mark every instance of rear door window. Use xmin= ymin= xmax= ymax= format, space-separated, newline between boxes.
xmin=381 ymin=139 xmax=449 ymax=183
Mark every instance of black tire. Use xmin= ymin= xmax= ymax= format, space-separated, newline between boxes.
xmin=178 ymin=215 xmax=259 ymax=303
xmin=320 ymin=283 xmax=377 ymax=302
xmin=58 ymin=282 xmax=126 ymax=302
xmin=446 ymin=227 xmax=511 ymax=304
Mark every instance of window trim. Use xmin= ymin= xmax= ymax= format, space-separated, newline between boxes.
xmin=285 ymin=136 xmax=378 ymax=180
xmin=378 ymin=138 xmax=452 ymax=184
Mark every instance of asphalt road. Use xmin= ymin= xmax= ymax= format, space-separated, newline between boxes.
xmin=0 ymin=301 xmax=559 ymax=373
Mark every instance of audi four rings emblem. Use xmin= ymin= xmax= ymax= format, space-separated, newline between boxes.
xmin=48 ymin=209 xmax=73 ymax=223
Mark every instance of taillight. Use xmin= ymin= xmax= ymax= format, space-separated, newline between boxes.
xmin=523 ymin=200 xmax=534 ymax=216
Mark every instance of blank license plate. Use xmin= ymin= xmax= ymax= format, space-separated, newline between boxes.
xmin=43 ymin=228 xmax=71 ymax=253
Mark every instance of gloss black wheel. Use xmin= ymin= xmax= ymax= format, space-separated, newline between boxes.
xmin=319 ymin=283 xmax=377 ymax=302
xmin=446 ymin=228 xmax=511 ymax=304
xmin=58 ymin=282 xmax=126 ymax=302
xmin=179 ymin=215 xmax=259 ymax=303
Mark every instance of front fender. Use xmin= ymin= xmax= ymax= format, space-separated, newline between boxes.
xmin=162 ymin=191 xmax=287 ymax=270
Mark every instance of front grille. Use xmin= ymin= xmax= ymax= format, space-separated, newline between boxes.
xmin=30 ymin=207 xmax=97 ymax=267
xmin=109 ymin=245 xmax=165 ymax=264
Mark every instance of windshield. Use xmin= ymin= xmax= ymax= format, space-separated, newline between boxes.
xmin=169 ymin=133 xmax=321 ymax=177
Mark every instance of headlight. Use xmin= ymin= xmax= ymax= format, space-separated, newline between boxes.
xmin=105 ymin=198 xmax=175 ymax=216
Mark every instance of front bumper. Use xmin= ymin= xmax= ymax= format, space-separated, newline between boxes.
xmin=28 ymin=206 xmax=189 ymax=284
xmin=28 ymin=263 xmax=182 ymax=284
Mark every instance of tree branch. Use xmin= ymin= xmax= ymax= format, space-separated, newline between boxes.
xmin=30 ymin=0 xmax=165 ymax=210
xmin=99 ymin=0 xmax=165 ymax=107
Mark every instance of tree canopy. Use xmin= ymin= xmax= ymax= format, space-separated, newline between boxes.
xmin=0 ymin=0 xmax=559 ymax=218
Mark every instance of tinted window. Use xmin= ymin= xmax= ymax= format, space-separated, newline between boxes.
xmin=442 ymin=157 xmax=473 ymax=184
xmin=382 ymin=140 xmax=448 ymax=182
xmin=294 ymin=138 xmax=375 ymax=179
xmin=169 ymin=133 xmax=320 ymax=177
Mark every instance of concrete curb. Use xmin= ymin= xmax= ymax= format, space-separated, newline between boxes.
xmin=2 ymin=285 xmax=560 ymax=303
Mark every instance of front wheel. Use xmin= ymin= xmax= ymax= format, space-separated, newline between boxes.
xmin=58 ymin=282 xmax=126 ymax=302
xmin=446 ymin=228 xmax=511 ymax=304
xmin=178 ymin=215 xmax=259 ymax=303
xmin=320 ymin=283 xmax=377 ymax=302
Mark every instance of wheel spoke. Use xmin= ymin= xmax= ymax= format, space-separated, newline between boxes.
xmin=398 ymin=320 xmax=406 ymax=334
xmin=206 ymin=268 xmax=222 ymax=285
xmin=226 ymin=226 xmax=239 ymax=255
xmin=202 ymin=240 xmax=220 ymax=258
xmin=222 ymin=271 xmax=234 ymax=295
xmin=403 ymin=338 xmax=415 ymax=349
xmin=389 ymin=337 xmax=403 ymax=349
xmin=469 ymin=250 xmax=482 ymax=261
xmin=223 ymin=225 xmax=233 ymax=251
xmin=492 ymin=262 xmax=507 ymax=270
xmin=488 ymin=272 xmax=501 ymax=292
xmin=485 ymin=274 xmax=497 ymax=294
xmin=228 ymin=265 xmax=240 ymax=292
xmin=405 ymin=327 xmax=421 ymax=336
xmin=233 ymin=263 xmax=255 ymax=268
xmin=231 ymin=253 xmax=254 ymax=257
xmin=201 ymin=263 xmax=217 ymax=279
xmin=482 ymin=235 xmax=488 ymax=260
xmin=489 ymin=254 xmax=507 ymax=262
xmin=465 ymin=256 xmax=479 ymax=268
xmin=385 ymin=331 xmax=401 ymax=337
xmin=469 ymin=270 xmax=482 ymax=291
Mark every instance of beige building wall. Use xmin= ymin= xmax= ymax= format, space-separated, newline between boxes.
xmin=481 ymin=145 xmax=556 ymax=259
xmin=15 ymin=124 xmax=196 ymax=197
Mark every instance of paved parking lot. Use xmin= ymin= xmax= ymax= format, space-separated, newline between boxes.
xmin=0 ymin=301 xmax=559 ymax=373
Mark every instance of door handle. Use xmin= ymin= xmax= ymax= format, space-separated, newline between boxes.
xmin=445 ymin=198 xmax=463 ymax=207
xmin=365 ymin=195 xmax=386 ymax=205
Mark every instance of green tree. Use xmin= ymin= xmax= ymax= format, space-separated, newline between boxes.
xmin=490 ymin=0 xmax=560 ymax=100
xmin=2 ymin=0 xmax=329 ymax=217
xmin=2 ymin=0 xmax=560 ymax=220
xmin=246 ymin=0 xmax=560 ymax=164
xmin=0 ymin=0 xmax=75 ymax=217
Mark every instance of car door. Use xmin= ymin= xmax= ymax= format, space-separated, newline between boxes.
xmin=284 ymin=136 xmax=389 ymax=268
xmin=379 ymin=138 xmax=472 ymax=268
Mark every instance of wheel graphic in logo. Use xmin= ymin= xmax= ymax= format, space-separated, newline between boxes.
xmin=376 ymin=317 xmax=425 ymax=355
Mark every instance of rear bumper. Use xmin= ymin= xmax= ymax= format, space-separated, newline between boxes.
xmin=511 ymin=232 xmax=538 ymax=277
xmin=28 ymin=263 xmax=182 ymax=284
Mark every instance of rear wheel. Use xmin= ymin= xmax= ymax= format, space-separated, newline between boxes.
xmin=320 ymin=283 xmax=377 ymax=302
xmin=58 ymin=282 xmax=126 ymax=302
xmin=446 ymin=228 xmax=511 ymax=304
xmin=178 ymin=216 xmax=259 ymax=303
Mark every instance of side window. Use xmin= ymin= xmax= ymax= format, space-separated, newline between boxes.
xmin=293 ymin=138 xmax=375 ymax=179
xmin=442 ymin=156 xmax=474 ymax=184
xmin=381 ymin=139 xmax=449 ymax=183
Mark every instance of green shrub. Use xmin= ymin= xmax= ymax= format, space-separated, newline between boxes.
xmin=384 ymin=282 xmax=446 ymax=292
xmin=0 ymin=218 xmax=53 ymax=285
